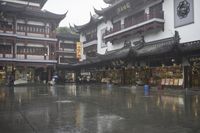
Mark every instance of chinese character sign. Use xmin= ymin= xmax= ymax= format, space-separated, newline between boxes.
xmin=76 ymin=42 xmax=82 ymax=59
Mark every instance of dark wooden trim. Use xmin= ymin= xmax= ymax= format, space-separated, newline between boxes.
xmin=17 ymin=23 xmax=45 ymax=35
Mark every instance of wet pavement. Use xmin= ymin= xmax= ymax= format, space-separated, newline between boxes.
xmin=0 ymin=84 xmax=200 ymax=133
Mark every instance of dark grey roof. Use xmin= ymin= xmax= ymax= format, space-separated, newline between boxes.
xmin=94 ymin=0 xmax=163 ymax=17
xmin=23 ymin=0 xmax=47 ymax=8
xmin=137 ymin=37 xmax=176 ymax=57
xmin=73 ymin=45 xmax=134 ymax=67
xmin=71 ymin=32 xmax=181 ymax=68
xmin=178 ymin=40 xmax=200 ymax=52
xmin=0 ymin=2 xmax=67 ymax=21
xmin=0 ymin=0 xmax=47 ymax=8
xmin=73 ymin=13 xmax=102 ymax=32
xmin=94 ymin=0 xmax=124 ymax=16
xmin=103 ymin=0 xmax=120 ymax=4
xmin=100 ymin=46 xmax=133 ymax=61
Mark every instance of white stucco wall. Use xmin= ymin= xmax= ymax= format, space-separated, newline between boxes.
xmin=27 ymin=33 xmax=45 ymax=38
xmin=27 ymin=21 xmax=45 ymax=26
xmin=145 ymin=0 xmax=200 ymax=43
xmin=107 ymin=0 xmax=200 ymax=46
xmin=82 ymin=0 xmax=200 ymax=58
xmin=173 ymin=0 xmax=200 ymax=43
xmin=27 ymin=55 xmax=45 ymax=60
xmin=141 ymin=0 xmax=174 ymax=42
xmin=97 ymin=20 xmax=113 ymax=54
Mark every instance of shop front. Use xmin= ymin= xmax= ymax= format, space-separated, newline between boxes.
xmin=101 ymin=68 xmax=123 ymax=84
xmin=149 ymin=66 xmax=183 ymax=87
xmin=121 ymin=64 xmax=183 ymax=88
xmin=0 ymin=66 xmax=6 ymax=85
xmin=0 ymin=64 xmax=15 ymax=86
xmin=14 ymin=66 xmax=35 ymax=85
xmin=188 ymin=55 xmax=200 ymax=88
xmin=179 ymin=40 xmax=200 ymax=89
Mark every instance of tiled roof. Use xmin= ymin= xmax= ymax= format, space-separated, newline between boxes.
xmin=137 ymin=37 xmax=176 ymax=57
xmin=73 ymin=14 xmax=102 ymax=32
xmin=0 ymin=2 xmax=66 ymax=21
xmin=179 ymin=40 xmax=200 ymax=52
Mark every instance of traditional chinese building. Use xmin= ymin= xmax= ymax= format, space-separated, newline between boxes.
xmin=56 ymin=32 xmax=79 ymax=83
xmin=0 ymin=0 xmax=66 ymax=85
xmin=73 ymin=0 xmax=200 ymax=89
xmin=73 ymin=14 xmax=102 ymax=60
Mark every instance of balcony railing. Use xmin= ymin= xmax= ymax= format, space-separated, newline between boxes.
xmin=105 ymin=11 xmax=164 ymax=37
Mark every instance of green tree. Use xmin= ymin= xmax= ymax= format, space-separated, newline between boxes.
xmin=56 ymin=26 xmax=78 ymax=35
xmin=56 ymin=27 xmax=71 ymax=34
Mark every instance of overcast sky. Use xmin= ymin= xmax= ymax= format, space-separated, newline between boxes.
xmin=43 ymin=0 xmax=108 ymax=27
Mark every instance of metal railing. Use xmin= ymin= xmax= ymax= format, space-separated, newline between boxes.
xmin=105 ymin=11 xmax=164 ymax=36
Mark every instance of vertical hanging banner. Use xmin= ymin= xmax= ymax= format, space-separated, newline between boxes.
xmin=76 ymin=42 xmax=82 ymax=59
xmin=174 ymin=0 xmax=194 ymax=28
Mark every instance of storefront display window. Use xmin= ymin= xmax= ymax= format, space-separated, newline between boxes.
xmin=191 ymin=63 xmax=200 ymax=88
xmin=189 ymin=56 xmax=200 ymax=88
xmin=150 ymin=66 xmax=183 ymax=87
xmin=0 ymin=69 xmax=6 ymax=85
xmin=15 ymin=67 xmax=35 ymax=84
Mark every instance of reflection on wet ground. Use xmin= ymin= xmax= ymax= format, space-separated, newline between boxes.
xmin=0 ymin=84 xmax=200 ymax=133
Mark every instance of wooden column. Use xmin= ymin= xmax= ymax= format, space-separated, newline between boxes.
xmin=3 ymin=22 xmax=6 ymax=33
xmin=44 ymin=22 xmax=47 ymax=38
xmin=48 ymin=68 xmax=52 ymax=81
xmin=44 ymin=41 xmax=47 ymax=60
xmin=44 ymin=66 xmax=48 ymax=84
xmin=2 ymin=38 xmax=5 ymax=58
xmin=13 ymin=16 xmax=16 ymax=34
xmin=25 ymin=19 xmax=28 ymax=36
xmin=122 ymin=68 xmax=126 ymax=85
xmin=183 ymin=66 xmax=192 ymax=89
xmin=13 ymin=39 xmax=16 ymax=58
xmin=24 ymin=39 xmax=27 ymax=59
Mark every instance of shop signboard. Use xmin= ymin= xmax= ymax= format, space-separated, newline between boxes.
xmin=116 ymin=2 xmax=131 ymax=14
xmin=76 ymin=42 xmax=82 ymax=59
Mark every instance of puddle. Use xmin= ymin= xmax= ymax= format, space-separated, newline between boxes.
xmin=56 ymin=100 xmax=73 ymax=103
xmin=98 ymin=115 xmax=124 ymax=121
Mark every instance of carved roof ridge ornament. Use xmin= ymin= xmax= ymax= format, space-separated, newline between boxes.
xmin=0 ymin=0 xmax=47 ymax=8
xmin=42 ymin=10 xmax=68 ymax=18
xmin=69 ymin=23 xmax=79 ymax=33
xmin=73 ymin=13 xmax=101 ymax=32
xmin=132 ymin=37 xmax=145 ymax=50
xmin=0 ymin=2 xmax=67 ymax=21
xmin=94 ymin=6 xmax=110 ymax=16
xmin=94 ymin=0 xmax=124 ymax=16
xmin=174 ymin=30 xmax=180 ymax=44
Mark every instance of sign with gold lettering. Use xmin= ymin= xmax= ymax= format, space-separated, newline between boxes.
xmin=116 ymin=2 xmax=131 ymax=14
xmin=76 ymin=42 xmax=82 ymax=59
